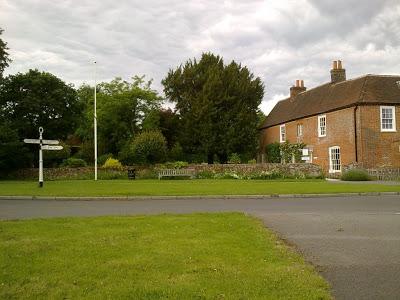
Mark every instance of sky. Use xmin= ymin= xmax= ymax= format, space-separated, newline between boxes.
xmin=1 ymin=0 xmax=399 ymax=114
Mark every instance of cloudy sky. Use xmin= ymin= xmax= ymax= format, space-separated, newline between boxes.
xmin=1 ymin=0 xmax=399 ymax=114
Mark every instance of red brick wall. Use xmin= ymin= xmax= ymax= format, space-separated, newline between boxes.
xmin=260 ymin=105 xmax=400 ymax=171
xmin=260 ymin=107 xmax=357 ymax=173
xmin=358 ymin=105 xmax=400 ymax=168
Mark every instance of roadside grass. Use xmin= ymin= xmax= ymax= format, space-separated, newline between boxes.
xmin=0 ymin=213 xmax=332 ymax=299
xmin=0 ymin=179 xmax=399 ymax=197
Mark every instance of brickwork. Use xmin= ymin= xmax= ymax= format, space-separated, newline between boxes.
xmin=260 ymin=105 xmax=400 ymax=172
xmin=358 ymin=105 xmax=400 ymax=168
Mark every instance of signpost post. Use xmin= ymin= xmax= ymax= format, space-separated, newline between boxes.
xmin=24 ymin=127 xmax=62 ymax=187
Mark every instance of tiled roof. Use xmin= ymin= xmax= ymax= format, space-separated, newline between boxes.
xmin=260 ymin=75 xmax=400 ymax=129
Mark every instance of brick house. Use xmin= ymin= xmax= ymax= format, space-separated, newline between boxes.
xmin=259 ymin=61 xmax=400 ymax=174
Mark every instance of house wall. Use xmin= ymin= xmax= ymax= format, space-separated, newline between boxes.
xmin=358 ymin=105 xmax=400 ymax=168
xmin=260 ymin=107 xmax=357 ymax=173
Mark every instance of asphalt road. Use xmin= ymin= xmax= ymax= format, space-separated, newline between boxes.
xmin=1 ymin=195 xmax=399 ymax=300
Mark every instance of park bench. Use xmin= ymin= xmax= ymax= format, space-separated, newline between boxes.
xmin=158 ymin=168 xmax=196 ymax=180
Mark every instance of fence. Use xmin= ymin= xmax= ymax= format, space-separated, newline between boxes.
xmin=367 ymin=168 xmax=400 ymax=181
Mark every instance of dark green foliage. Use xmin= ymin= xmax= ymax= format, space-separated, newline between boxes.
xmin=341 ymin=169 xmax=371 ymax=181
xmin=0 ymin=124 xmax=32 ymax=173
xmin=265 ymin=143 xmax=281 ymax=163
xmin=169 ymin=142 xmax=184 ymax=161
xmin=124 ymin=131 xmax=167 ymax=165
xmin=61 ymin=158 xmax=87 ymax=168
xmin=162 ymin=53 xmax=264 ymax=163
xmin=75 ymin=140 xmax=94 ymax=163
xmin=0 ymin=28 xmax=11 ymax=78
xmin=43 ymin=142 xmax=71 ymax=167
xmin=0 ymin=69 xmax=82 ymax=140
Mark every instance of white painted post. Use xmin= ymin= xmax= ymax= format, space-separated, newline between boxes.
xmin=38 ymin=127 xmax=44 ymax=187
xmin=94 ymin=61 xmax=98 ymax=181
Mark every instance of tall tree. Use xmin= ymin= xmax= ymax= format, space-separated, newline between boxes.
xmin=0 ymin=28 xmax=11 ymax=78
xmin=162 ymin=53 xmax=264 ymax=163
xmin=0 ymin=69 xmax=82 ymax=140
xmin=77 ymin=76 xmax=161 ymax=156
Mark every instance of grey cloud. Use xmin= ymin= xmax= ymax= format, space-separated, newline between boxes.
xmin=1 ymin=0 xmax=399 ymax=114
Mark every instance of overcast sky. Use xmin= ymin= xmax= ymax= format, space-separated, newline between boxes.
xmin=1 ymin=0 xmax=399 ymax=114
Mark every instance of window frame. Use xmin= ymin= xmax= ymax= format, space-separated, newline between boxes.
xmin=297 ymin=124 xmax=303 ymax=137
xmin=280 ymin=124 xmax=286 ymax=143
xmin=318 ymin=114 xmax=326 ymax=137
xmin=380 ymin=106 xmax=396 ymax=132
xmin=329 ymin=146 xmax=341 ymax=173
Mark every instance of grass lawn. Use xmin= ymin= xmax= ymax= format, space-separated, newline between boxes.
xmin=0 ymin=179 xmax=399 ymax=197
xmin=0 ymin=213 xmax=331 ymax=299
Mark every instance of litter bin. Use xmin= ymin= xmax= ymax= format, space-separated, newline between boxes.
xmin=128 ymin=168 xmax=136 ymax=180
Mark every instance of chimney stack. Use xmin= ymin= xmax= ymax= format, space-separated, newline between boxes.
xmin=290 ymin=79 xmax=306 ymax=98
xmin=330 ymin=60 xmax=346 ymax=83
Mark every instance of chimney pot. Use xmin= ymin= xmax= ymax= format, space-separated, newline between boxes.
xmin=290 ymin=80 xmax=306 ymax=98
xmin=330 ymin=60 xmax=346 ymax=83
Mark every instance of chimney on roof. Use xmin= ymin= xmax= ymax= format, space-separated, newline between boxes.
xmin=290 ymin=79 xmax=306 ymax=98
xmin=330 ymin=60 xmax=346 ymax=83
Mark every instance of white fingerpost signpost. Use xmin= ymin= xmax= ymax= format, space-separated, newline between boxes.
xmin=24 ymin=127 xmax=62 ymax=187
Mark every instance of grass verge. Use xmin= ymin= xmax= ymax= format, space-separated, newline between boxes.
xmin=0 ymin=213 xmax=331 ymax=299
xmin=0 ymin=179 xmax=399 ymax=197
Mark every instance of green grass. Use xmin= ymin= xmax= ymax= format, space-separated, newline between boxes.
xmin=0 ymin=179 xmax=399 ymax=197
xmin=0 ymin=213 xmax=331 ymax=299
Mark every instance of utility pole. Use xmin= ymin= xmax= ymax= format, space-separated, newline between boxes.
xmin=94 ymin=61 xmax=98 ymax=181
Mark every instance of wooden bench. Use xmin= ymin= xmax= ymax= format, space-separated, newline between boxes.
xmin=158 ymin=168 xmax=196 ymax=180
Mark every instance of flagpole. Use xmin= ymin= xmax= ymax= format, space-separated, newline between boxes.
xmin=94 ymin=61 xmax=98 ymax=181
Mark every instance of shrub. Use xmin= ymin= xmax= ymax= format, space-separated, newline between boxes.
xmin=129 ymin=131 xmax=167 ymax=165
xmin=44 ymin=142 xmax=71 ymax=167
xmin=61 ymin=158 xmax=87 ymax=168
xmin=98 ymin=153 xmax=113 ymax=166
xmin=102 ymin=158 xmax=123 ymax=170
xmin=247 ymin=159 xmax=257 ymax=164
xmin=341 ymin=169 xmax=371 ymax=181
xmin=137 ymin=168 xmax=158 ymax=179
xmin=265 ymin=143 xmax=281 ymax=163
xmin=160 ymin=161 xmax=189 ymax=169
xmin=228 ymin=153 xmax=241 ymax=164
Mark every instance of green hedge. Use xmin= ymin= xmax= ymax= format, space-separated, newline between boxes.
xmin=341 ymin=169 xmax=371 ymax=181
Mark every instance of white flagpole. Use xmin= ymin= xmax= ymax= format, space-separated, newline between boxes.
xmin=94 ymin=61 xmax=98 ymax=181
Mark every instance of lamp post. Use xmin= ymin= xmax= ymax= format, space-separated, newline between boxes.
xmin=94 ymin=61 xmax=98 ymax=181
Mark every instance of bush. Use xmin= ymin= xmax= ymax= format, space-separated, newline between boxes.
xmin=98 ymin=153 xmax=113 ymax=166
xmin=228 ymin=153 xmax=241 ymax=164
xmin=75 ymin=140 xmax=94 ymax=163
xmin=247 ymin=159 xmax=257 ymax=164
xmin=160 ymin=161 xmax=189 ymax=169
xmin=130 ymin=131 xmax=167 ymax=165
xmin=61 ymin=158 xmax=87 ymax=168
xmin=265 ymin=143 xmax=281 ymax=163
xmin=137 ymin=168 xmax=158 ymax=179
xmin=341 ymin=169 xmax=371 ymax=181
xmin=102 ymin=158 xmax=123 ymax=170
xmin=44 ymin=142 xmax=71 ymax=167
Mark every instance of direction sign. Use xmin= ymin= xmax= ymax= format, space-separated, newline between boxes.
xmin=41 ymin=145 xmax=63 ymax=151
xmin=24 ymin=139 xmax=59 ymax=145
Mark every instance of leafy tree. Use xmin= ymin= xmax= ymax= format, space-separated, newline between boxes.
xmin=121 ymin=130 xmax=167 ymax=165
xmin=162 ymin=53 xmax=264 ymax=163
xmin=0 ymin=122 xmax=32 ymax=174
xmin=77 ymin=76 xmax=161 ymax=156
xmin=0 ymin=28 xmax=11 ymax=78
xmin=0 ymin=69 xmax=82 ymax=140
